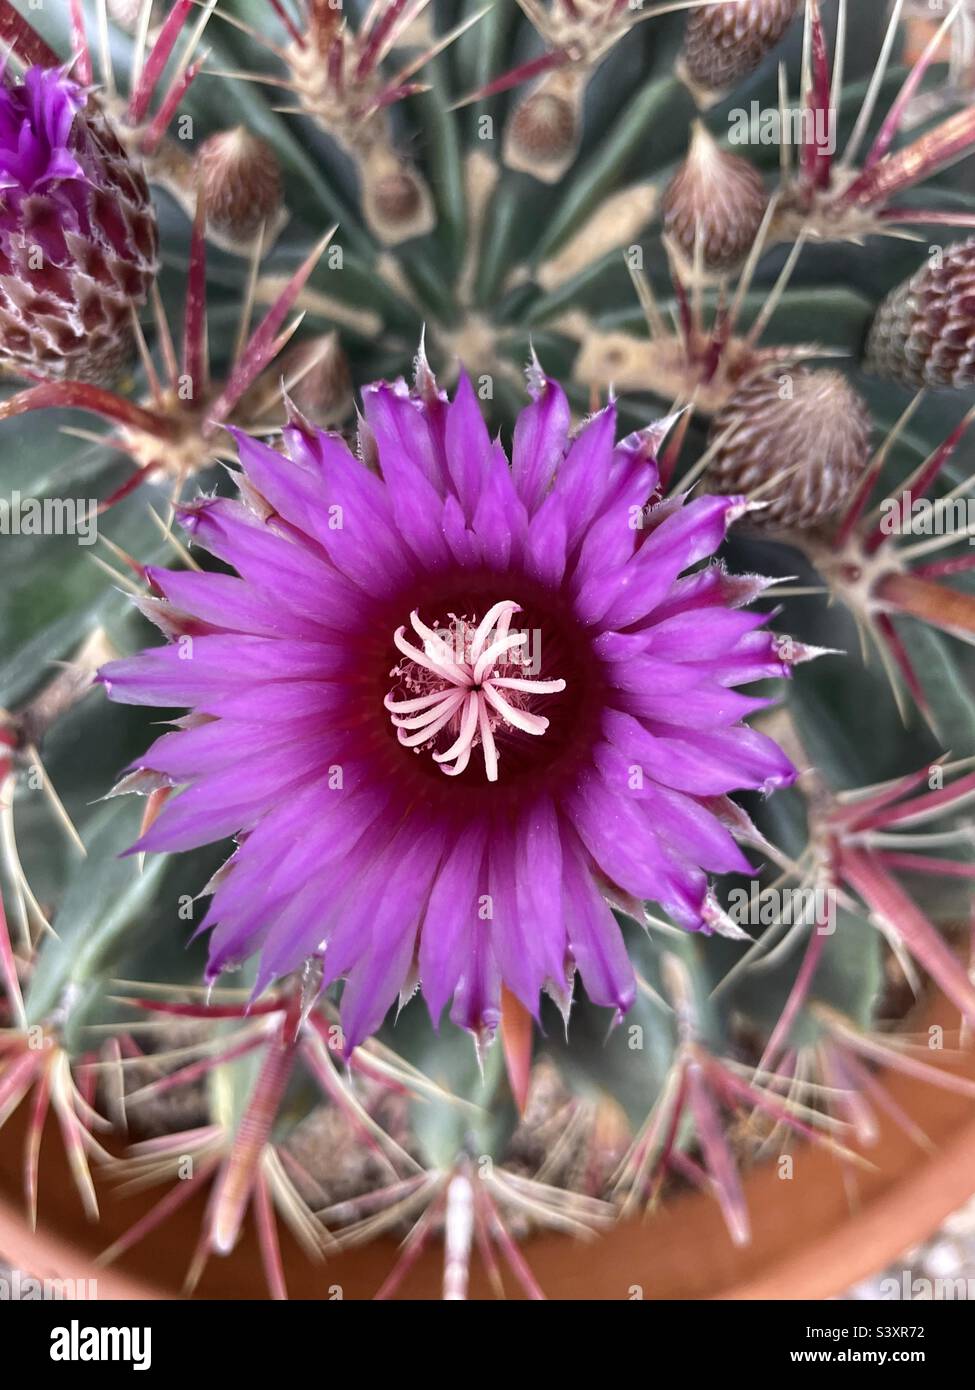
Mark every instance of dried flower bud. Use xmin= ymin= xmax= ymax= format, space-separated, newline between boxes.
xmin=197 ymin=127 xmax=283 ymax=242
xmin=662 ymin=122 xmax=768 ymax=272
xmin=865 ymin=238 xmax=975 ymax=390
xmin=0 ymin=67 xmax=157 ymax=384
xmin=707 ymin=367 xmax=872 ymax=530
xmin=683 ymin=0 xmax=800 ymax=95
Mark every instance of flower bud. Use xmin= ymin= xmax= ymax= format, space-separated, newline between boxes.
xmin=0 ymin=67 xmax=157 ymax=383
xmin=662 ymin=122 xmax=768 ymax=273
xmin=197 ymin=127 xmax=283 ymax=243
xmin=682 ymin=0 xmax=800 ymax=95
xmin=503 ymin=71 xmax=585 ymax=184
xmin=707 ymin=367 xmax=872 ymax=530
xmin=866 ymin=238 xmax=975 ymax=390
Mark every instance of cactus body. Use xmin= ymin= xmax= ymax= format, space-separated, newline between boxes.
xmin=1 ymin=0 xmax=975 ymax=1302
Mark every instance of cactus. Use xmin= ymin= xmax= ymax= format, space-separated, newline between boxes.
xmin=1 ymin=0 xmax=975 ymax=1303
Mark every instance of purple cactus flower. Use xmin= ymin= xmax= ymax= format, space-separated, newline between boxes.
xmin=0 ymin=65 xmax=86 ymax=192
xmin=0 ymin=65 xmax=157 ymax=383
xmin=100 ymin=358 xmax=798 ymax=1052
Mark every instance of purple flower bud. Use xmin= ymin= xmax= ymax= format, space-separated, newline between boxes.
xmin=0 ymin=66 xmax=158 ymax=384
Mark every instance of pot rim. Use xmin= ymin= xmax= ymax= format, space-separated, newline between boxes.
xmin=1 ymin=990 xmax=972 ymax=1300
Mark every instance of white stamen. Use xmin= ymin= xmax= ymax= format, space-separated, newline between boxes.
xmin=471 ymin=600 xmax=521 ymax=664
xmin=441 ymin=744 xmax=472 ymax=778
xmin=491 ymin=676 xmax=569 ymax=695
xmin=434 ymin=693 xmax=480 ymax=765
xmin=390 ymin=692 xmax=465 ymax=732
xmin=393 ymin=625 xmax=472 ymax=688
xmin=395 ymin=692 xmax=467 ymax=747
xmin=384 ymin=689 xmax=458 ymax=715
xmin=481 ymin=684 xmax=550 ymax=736
xmin=478 ymin=699 xmax=499 ymax=783
xmin=473 ymin=631 xmax=528 ymax=684
xmin=386 ymin=599 xmax=566 ymax=781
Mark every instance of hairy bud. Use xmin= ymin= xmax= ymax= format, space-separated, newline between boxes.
xmin=707 ymin=367 xmax=872 ymax=530
xmin=662 ymin=122 xmax=768 ymax=273
xmin=504 ymin=71 xmax=585 ymax=184
xmin=197 ymin=127 xmax=284 ymax=242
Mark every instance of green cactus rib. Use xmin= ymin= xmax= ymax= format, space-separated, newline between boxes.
xmin=0 ymin=0 xmax=973 ymax=1296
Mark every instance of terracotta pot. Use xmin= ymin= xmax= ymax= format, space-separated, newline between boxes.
xmin=1 ymin=990 xmax=973 ymax=1300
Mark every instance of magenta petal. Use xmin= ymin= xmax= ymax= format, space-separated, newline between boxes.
xmin=647 ymin=722 xmax=798 ymax=793
xmin=511 ymin=372 xmax=570 ymax=514
xmin=578 ymin=495 xmax=745 ymax=629
xmin=450 ymin=919 xmax=501 ymax=1044
xmin=139 ymin=717 xmax=310 ymax=779
xmin=547 ymin=405 xmax=617 ymax=554
xmin=147 ymin=568 xmax=332 ymax=642
xmin=339 ymin=829 xmax=444 ymax=1052
xmin=419 ymin=823 xmax=487 ymax=1024
xmin=524 ymin=497 xmax=568 ymax=586
xmin=362 ymin=378 xmax=448 ymax=494
xmin=100 ymin=636 xmax=336 ymax=706
xmin=444 ymin=373 xmax=494 ymax=521
xmin=640 ymin=607 xmax=771 ymax=659
xmin=601 ymin=709 xmax=790 ymax=796
xmin=623 ymin=683 xmax=772 ymax=729
xmin=135 ymin=747 xmax=335 ymax=853
xmin=488 ymin=827 xmax=545 ymax=1017
xmin=563 ymin=846 xmax=635 ymax=1017
xmin=514 ymin=798 xmax=568 ymax=988
xmin=179 ymin=498 xmax=364 ymax=630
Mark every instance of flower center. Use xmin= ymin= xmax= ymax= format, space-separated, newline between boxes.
xmin=384 ymin=600 xmax=567 ymax=782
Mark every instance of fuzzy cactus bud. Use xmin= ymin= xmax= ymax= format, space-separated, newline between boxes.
xmin=682 ymin=0 xmax=800 ymax=94
xmin=238 ymin=332 xmax=352 ymax=428
xmin=0 ymin=67 xmax=158 ymax=384
xmin=503 ymin=71 xmax=585 ymax=184
xmin=865 ymin=238 xmax=975 ymax=390
xmin=197 ymin=127 xmax=284 ymax=243
xmin=662 ymin=122 xmax=768 ymax=272
xmin=706 ymin=367 xmax=872 ymax=530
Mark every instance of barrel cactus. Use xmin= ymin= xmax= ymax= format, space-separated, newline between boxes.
xmin=1 ymin=0 xmax=975 ymax=1301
